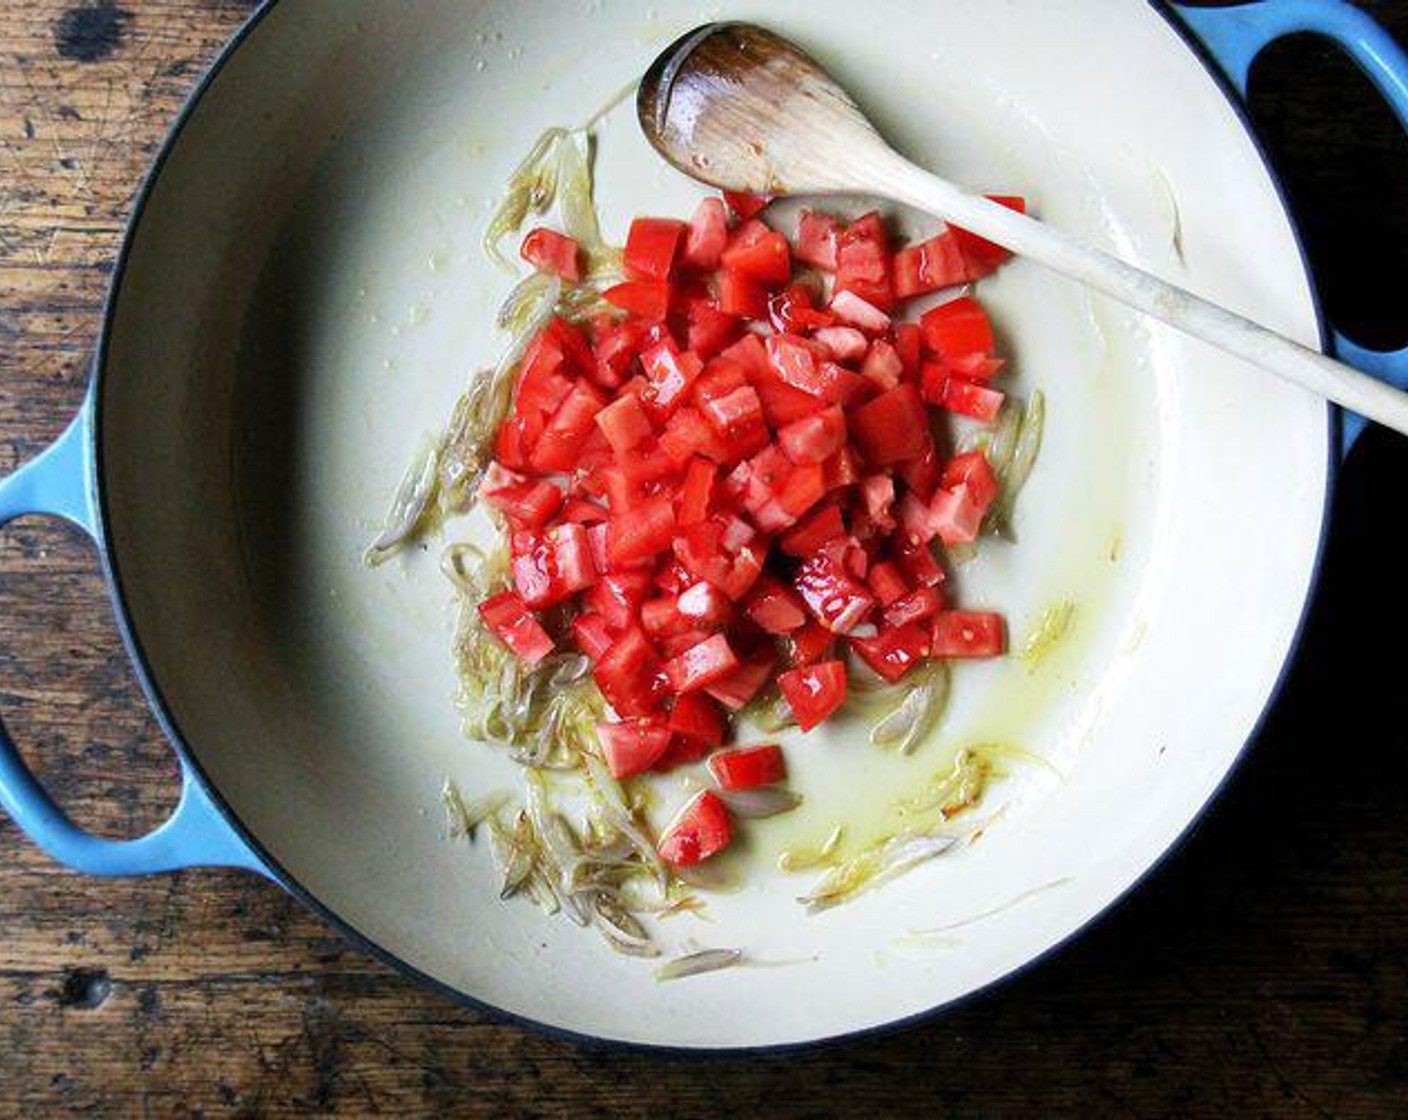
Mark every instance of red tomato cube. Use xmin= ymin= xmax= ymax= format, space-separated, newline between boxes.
xmin=931 ymin=611 xmax=1006 ymax=658
xmin=597 ymin=719 xmax=672 ymax=779
xmin=520 ymin=227 xmax=582 ymax=282
xmin=657 ymin=790 xmax=733 ymax=866
xmin=682 ymin=197 xmax=730 ymax=271
xmin=703 ymin=651 xmax=776 ymax=710
xmin=664 ymin=633 xmax=740 ymax=694
xmin=920 ymin=296 xmax=995 ymax=359
xmin=708 ymin=744 xmax=787 ymax=791
xmin=478 ymin=591 xmax=555 ymax=666
xmin=777 ymin=660 xmax=848 ymax=731
xmin=850 ymin=383 xmax=931 ymax=466
xmin=624 ymin=217 xmax=686 ymax=281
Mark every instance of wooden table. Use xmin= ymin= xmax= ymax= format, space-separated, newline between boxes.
xmin=3 ymin=2 xmax=1408 ymax=1115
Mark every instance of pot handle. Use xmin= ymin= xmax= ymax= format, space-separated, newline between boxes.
xmin=1172 ymin=0 xmax=1408 ymax=456
xmin=0 ymin=395 xmax=267 ymax=877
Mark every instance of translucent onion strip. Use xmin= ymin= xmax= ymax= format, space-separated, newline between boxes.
xmin=655 ymin=949 xmax=743 ymax=982
xmin=364 ymin=434 xmax=441 ymax=565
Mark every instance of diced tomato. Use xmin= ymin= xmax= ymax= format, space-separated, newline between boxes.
xmin=830 ymin=289 xmax=892 ymax=334
xmin=604 ymin=280 xmax=672 ymax=319
xmin=640 ymin=338 xmax=704 ymax=415
xmin=594 ymin=393 xmax=654 ymax=454
xmin=477 ymin=457 xmax=529 ymax=498
xmin=660 ymin=406 xmax=730 ymax=464
xmin=664 ymin=633 xmax=740 ymax=694
xmin=938 ymin=377 xmax=1005 ymax=422
xmin=852 ymin=622 xmax=931 ymax=683
xmin=625 ymin=217 xmax=686 ymax=281
xmin=607 ymin=493 xmax=676 ymax=565
xmin=930 ymin=485 xmax=987 ymax=546
xmin=677 ymin=580 xmax=732 ymax=627
xmin=860 ymin=473 xmax=896 ymax=530
xmin=478 ymin=591 xmax=555 ymax=666
xmin=683 ymin=197 xmax=730 ymax=271
xmin=835 ymin=212 xmax=895 ymax=311
xmin=520 ymin=227 xmax=582 ymax=282
xmin=745 ymin=576 xmax=808 ymax=634
xmin=777 ymin=661 xmax=847 ymax=731
xmin=947 ymin=353 xmax=1007 ymax=382
xmin=952 ymin=195 xmax=1026 ymax=276
xmin=547 ymin=522 xmax=596 ymax=593
xmin=867 ymin=560 xmax=909 ymax=607
xmin=673 ymin=523 xmax=766 ymax=602
xmin=895 ymin=539 xmax=947 ymax=589
xmin=482 ymin=479 xmax=562 ymax=531
xmin=795 ymin=210 xmax=841 ymax=270
xmin=931 ymin=610 xmax=1006 ymax=658
xmin=708 ymin=744 xmax=786 ymax=791
xmin=658 ymin=790 xmax=733 ymax=866
xmin=657 ymin=628 xmax=715 ymax=658
xmin=678 ymin=457 xmax=717 ymax=525
xmin=780 ymin=503 xmax=845 ymax=556
xmin=785 ymin=620 xmax=835 ymax=667
xmin=561 ymin=497 xmax=608 ymax=524
xmin=941 ymin=451 xmax=1000 ymax=509
xmin=640 ymin=595 xmax=691 ymax=639
xmin=531 ymin=383 xmax=606 ymax=473
xmin=822 ymin=446 xmax=862 ymax=492
xmin=718 ymin=269 xmax=770 ymax=319
xmin=754 ymin=373 xmax=823 ymax=429
xmin=851 ymin=383 xmax=931 ymax=466
xmin=894 ymin=322 xmax=923 ymax=378
xmin=544 ymin=316 xmax=597 ymax=376
xmin=860 ymin=340 xmax=904 ymax=391
xmin=511 ymin=534 xmax=564 ymax=609
xmin=884 ymin=586 xmax=944 ymax=628
xmin=812 ymin=326 xmax=869 ymax=363
xmin=597 ymin=719 xmax=672 ymax=779
xmin=591 ymin=319 xmax=648 ymax=388
xmin=898 ymin=491 xmax=942 ymax=546
xmin=722 ymin=190 xmax=772 ymax=219
xmin=777 ymin=407 xmax=846 ymax=466
xmin=921 ymin=296 xmax=994 ymax=360
xmin=704 ymin=652 xmax=776 ymax=710
xmin=480 ymin=191 xmax=1028 ymax=854
xmin=893 ymin=230 xmax=968 ymax=299
xmin=722 ymin=220 xmax=792 ymax=286
xmin=685 ymin=301 xmax=740 ymax=359
xmin=765 ymin=336 xmax=867 ymax=404
xmin=769 ymin=284 xmax=835 ymax=333
xmin=494 ymin=414 xmax=535 ymax=470
xmin=795 ymin=553 xmax=875 ymax=634
xmin=668 ymin=691 xmax=726 ymax=750
xmin=572 ymin=612 xmax=616 ymax=661
xmin=701 ymin=383 xmax=765 ymax=439
xmin=585 ymin=570 xmax=654 ymax=631
xmin=774 ymin=462 xmax=826 ymax=521
xmin=594 ymin=626 xmax=665 ymax=717
xmin=897 ymin=442 xmax=940 ymax=501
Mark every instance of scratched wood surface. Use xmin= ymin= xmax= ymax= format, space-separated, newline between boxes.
xmin=3 ymin=1 xmax=1408 ymax=1116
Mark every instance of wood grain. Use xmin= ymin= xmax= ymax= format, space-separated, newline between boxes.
xmin=3 ymin=2 xmax=1408 ymax=1116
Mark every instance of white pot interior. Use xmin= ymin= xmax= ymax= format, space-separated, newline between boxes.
xmin=99 ymin=0 xmax=1328 ymax=1047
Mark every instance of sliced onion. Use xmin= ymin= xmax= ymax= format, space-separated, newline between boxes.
xmin=654 ymin=949 xmax=743 ymax=982
xmin=718 ymin=787 xmax=803 ymax=820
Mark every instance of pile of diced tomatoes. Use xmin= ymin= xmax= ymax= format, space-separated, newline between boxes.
xmin=480 ymin=190 xmax=1024 ymax=865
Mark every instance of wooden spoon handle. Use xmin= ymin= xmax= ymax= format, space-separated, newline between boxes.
xmin=872 ymin=152 xmax=1408 ymax=436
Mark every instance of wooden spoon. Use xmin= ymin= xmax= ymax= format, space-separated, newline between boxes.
xmin=639 ymin=22 xmax=1408 ymax=436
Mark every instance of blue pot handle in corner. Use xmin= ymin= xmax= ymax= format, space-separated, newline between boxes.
xmin=1172 ymin=0 xmax=1408 ymax=455
xmin=0 ymin=394 xmax=266 ymax=877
